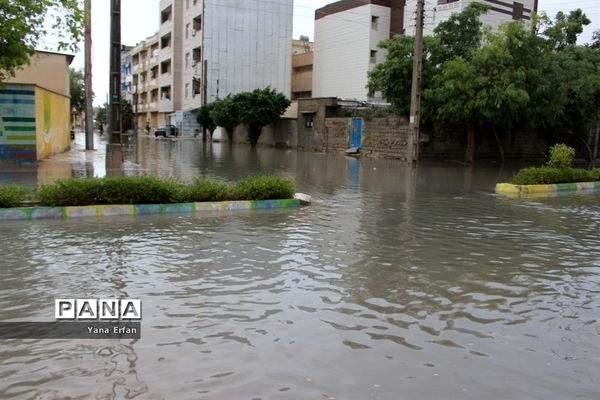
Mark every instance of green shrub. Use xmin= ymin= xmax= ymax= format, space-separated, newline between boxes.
xmin=27 ymin=175 xmax=295 ymax=207
xmin=186 ymin=179 xmax=232 ymax=202
xmin=100 ymin=176 xmax=187 ymax=204
xmin=547 ymin=144 xmax=575 ymax=168
xmin=37 ymin=178 xmax=103 ymax=206
xmin=0 ymin=185 xmax=29 ymax=208
xmin=233 ymin=175 xmax=294 ymax=200
xmin=510 ymin=167 xmax=597 ymax=185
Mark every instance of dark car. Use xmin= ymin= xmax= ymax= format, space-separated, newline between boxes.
xmin=154 ymin=124 xmax=178 ymax=137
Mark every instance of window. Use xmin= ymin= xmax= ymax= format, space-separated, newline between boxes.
xmin=371 ymin=16 xmax=379 ymax=30
xmin=160 ymin=6 xmax=172 ymax=24
xmin=160 ymin=86 xmax=171 ymax=100
xmin=370 ymin=50 xmax=377 ymax=64
xmin=160 ymin=59 xmax=171 ymax=74
xmin=185 ymin=83 xmax=190 ymax=98
xmin=193 ymin=78 xmax=201 ymax=96
xmin=304 ymin=114 xmax=314 ymax=129
xmin=186 ymin=23 xmax=190 ymax=39
xmin=185 ymin=53 xmax=190 ymax=69
xmin=193 ymin=15 xmax=202 ymax=32
xmin=193 ymin=47 xmax=202 ymax=64
xmin=160 ymin=33 xmax=171 ymax=49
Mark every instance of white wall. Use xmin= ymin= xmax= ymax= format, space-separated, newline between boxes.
xmin=403 ymin=0 xmax=535 ymax=37
xmin=313 ymin=4 xmax=391 ymax=101
xmin=203 ymin=0 xmax=293 ymax=102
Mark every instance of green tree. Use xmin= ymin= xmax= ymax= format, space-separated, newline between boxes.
xmin=69 ymin=68 xmax=85 ymax=113
xmin=209 ymin=96 xmax=240 ymax=142
xmin=367 ymin=2 xmax=489 ymax=119
xmin=0 ymin=0 xmax=84 ymax=81
xmin=234 ymin=88 xmax=290 ymax=148
xmin=95 ymin=103 xmax=107 ymax=132
xmin=590 ymin=29 xmax=600 ymax=50
xmin=428 ymin=30 xmax=529 ymax=164
xmin=543 ymin=9 xmax=591 ymax=49
xmin=196 ymin=102 xmax=217 ymax=135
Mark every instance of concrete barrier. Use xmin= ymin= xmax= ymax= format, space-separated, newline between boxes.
xmin=0 ymin=198 xmax=302 ymax=222
xmin=496 ymin=182 xmax=600 ymax=197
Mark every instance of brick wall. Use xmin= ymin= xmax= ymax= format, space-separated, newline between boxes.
xmin=324 ymin=115 xmax=410 ymax=159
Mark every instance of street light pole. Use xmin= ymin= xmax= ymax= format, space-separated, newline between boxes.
xmin=407 ymin=0 xmax=425 ymax=166
xmin=84 ymin=0 xmax=94 ymax=150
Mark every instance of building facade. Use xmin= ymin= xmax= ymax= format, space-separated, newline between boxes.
xmin=313 ymin=0 xmax=538 ymax=101
xmin=125 ymin=0 xmax=293 ymax=136
xmin=292 ymin=37 xmax=314 ymax=100
xmin=0 ymin=51 xmax=73 ymax=161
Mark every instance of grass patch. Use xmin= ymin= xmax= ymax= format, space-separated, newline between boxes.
xmin=510 ymin=167 xmax=600 ymax=185
xmin=0 ymin=185 xmax=29 ymax=208
xmin=1 ymin=175 xmax=295 ymax=208
xmin=233 ymin=175 xmax=295 ymax=200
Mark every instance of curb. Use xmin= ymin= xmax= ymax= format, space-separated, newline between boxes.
xmin=496 ymin=182 xmax=600 ymax=197
xmin=0 ymin=198 xmax=302 ymax=222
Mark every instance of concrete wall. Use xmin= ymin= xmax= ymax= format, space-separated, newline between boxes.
xmin=0 ymin=84 xmax=37 ymax=161
xmin=204 ymin=0 xmax=293 ymax=102
xmin=35 ymin=87 xmax=71 ymax=160
xmin=9 ymin=52 xmax=71 ymax=97
xmin=313 ymin=4 xmax=390 ymax=100
xmin=226 ymin=119 xmax=297 ymax=148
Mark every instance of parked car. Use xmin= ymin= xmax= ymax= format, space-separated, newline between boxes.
xmin=154 ymin=124 xmax=178 ymax=137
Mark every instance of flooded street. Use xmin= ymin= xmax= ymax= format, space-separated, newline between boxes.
xmin=1 ymin=134 xmax=599 ymax=399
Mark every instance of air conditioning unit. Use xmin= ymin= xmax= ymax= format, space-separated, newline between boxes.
xmin=191 ymin=30 xmax=196 ymax=37
xmin=191 ymin=60 xmax=196 ymax=67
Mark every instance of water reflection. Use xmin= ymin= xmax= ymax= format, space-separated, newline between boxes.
xmin=0 ymin=135 xmax=599 ymax=399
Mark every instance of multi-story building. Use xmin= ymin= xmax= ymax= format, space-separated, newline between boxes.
xmin=405 ymin=0 xmax=538 ymax=36
xmin=291 ymin=37 xmax=314 ymax=100
xmin=125 ymin=0 xmax=293 ymax=136
xmin=128 ymin=33 xmax=161 ymax=131
xmin=312 ymin=0 xmax=538 ymax=101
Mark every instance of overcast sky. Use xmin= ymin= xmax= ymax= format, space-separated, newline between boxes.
xmin=60 ymin=0 xmax=600 ymax=106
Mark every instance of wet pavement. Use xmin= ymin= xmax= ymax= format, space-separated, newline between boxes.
xmin=0 ymin=132 xmax=599 ymax=399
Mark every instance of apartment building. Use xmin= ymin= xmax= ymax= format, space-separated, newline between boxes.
xmin=292 ymin=37 xmax=314 ymax=100
xmin=312 ymin=0 xmax=538 ymax=101
xmin=128 ymin=33 xmax=162 ymax=130
xmin=125 ymin=0 xmax=293 ymax=136
xmin=404 ymin=0 xmax=538 ymax=36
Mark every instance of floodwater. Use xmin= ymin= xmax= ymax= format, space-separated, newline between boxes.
xmin=0 ymin=134 xmax=599 ymax=399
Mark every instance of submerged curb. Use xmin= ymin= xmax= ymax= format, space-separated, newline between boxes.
xmin=0 ymin=197 xmax=307 ymax=222
xmin=496 ymin=182 xmax=600 ymax=197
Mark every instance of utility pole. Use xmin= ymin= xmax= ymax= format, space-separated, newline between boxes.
xmin=84 ymin=0 xmax=94 ymax=150
xmin=108 ymin=0 xmax=122 ymax=145
xmin=407 ymin=0 xmax=425 ymax=166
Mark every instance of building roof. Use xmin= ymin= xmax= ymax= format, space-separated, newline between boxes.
xmin=315 ymin=0 xmax=392 ymax=20
xmin=34 ymin=50 xmax=75 ymax=65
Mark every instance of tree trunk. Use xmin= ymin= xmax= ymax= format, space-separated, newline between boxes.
xmin=465 ymin=123 xmax=475 ymax=165
xmin=493 ymin=127 xmax=505 ymax=163
xmin=226 ymin=127 xmax=234 ymax=144
xmin=575 ymin=134 xmax=593 ymax=165
xmin=249 ymin=126 xmax=261 ymax=148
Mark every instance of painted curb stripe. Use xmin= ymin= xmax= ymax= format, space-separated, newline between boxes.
xmin=0 ymin=199 xmax=301 ymax=222
xmin=496 ymin=182 xmax=600 ymax=197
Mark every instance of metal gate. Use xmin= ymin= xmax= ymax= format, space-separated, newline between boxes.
xmin=349 ymin=118 xmax=363 ymax=148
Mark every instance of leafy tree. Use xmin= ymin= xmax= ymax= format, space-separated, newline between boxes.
xmin=209 ymin=95 xmax=240 ymax=142
xmin=543 ymin=9 xmax=591 ymax=49
xmin=121 ymin=100 xmax=133 ymax=131
xmin=95 ymin=103 xmax=107 ymax=132
xmin=428 ymin=36 xmax=529 ymax=163
xmin=367 ymin=2 xmax=489 ymax=119
xmin=196 ymin=102 xmax=217 ymax=135
xmin=0 ymin=0 xmax=84 ymax=81
xmin=70 ymin=68 xmax=85 ymax=113
xmin=234 ymin=87 xmax=290 ymax=148
xmin=94 ymin=102 xmax=134 ymax=132
xmin=591 ymin=30 xmax=600 ymax=50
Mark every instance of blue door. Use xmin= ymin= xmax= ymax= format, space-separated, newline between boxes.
xmin=349 ymin=118 xmax=363 ymax=148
